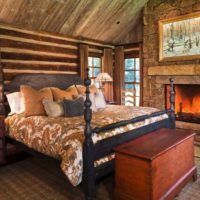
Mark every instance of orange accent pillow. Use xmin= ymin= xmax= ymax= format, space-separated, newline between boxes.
xmin=66 ymin=85 xmax=79 ymax=98
xmin=20 ymin=85 xmax=53 ymax=117
xmin=76 ymin=84 xmax=98 ymax=95
xmin=51 ymin=86 xmax=78 ymax=101
xmin=76 ymin=85 xmax=85 ymax=95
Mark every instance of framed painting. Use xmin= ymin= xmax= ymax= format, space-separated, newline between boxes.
xmin=159 ymin=12 xmax=200 ymax=61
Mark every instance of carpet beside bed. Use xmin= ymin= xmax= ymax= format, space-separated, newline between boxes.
xmin=0 ymin=156 xmax=199 ymax=200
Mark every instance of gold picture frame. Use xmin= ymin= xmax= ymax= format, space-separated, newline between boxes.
xmin=159 ymin=12 xmax=200 ymax=61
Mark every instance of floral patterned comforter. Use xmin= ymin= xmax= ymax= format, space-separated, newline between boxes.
xmin=5 ymin=105 xmax=168 ymax=186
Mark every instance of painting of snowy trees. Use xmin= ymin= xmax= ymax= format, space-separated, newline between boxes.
xmin=159 ymin=13 xmax=200 ymax=61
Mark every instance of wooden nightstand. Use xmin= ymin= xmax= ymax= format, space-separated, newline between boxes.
xmin=0 ymin=116 xmax=5 ymax=165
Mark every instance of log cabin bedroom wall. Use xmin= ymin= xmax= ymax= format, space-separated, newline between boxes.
xmin=0 ymin=23 xmax=114 ymax=82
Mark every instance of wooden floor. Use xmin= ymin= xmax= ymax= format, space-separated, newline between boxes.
xmin=0 ymin=155 xmax=199 ymax=200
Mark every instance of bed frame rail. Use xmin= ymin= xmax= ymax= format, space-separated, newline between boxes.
xmin=94 ymin=118 xmax=171 ymax=161
xmin=93 ymin=110 xmax=170 ymax=134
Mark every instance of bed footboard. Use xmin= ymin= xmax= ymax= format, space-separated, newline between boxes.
xmin=83 ymin=69 xmax=175 ymax=200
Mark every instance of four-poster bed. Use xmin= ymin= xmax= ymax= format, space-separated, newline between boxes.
xmin=0 ymin=61 xmax=176 ymax=200
xmin=83 ymin=73 xmax=175 ymax=200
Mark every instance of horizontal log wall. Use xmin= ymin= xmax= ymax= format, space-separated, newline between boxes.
xmin=0 ymin=23 xmax=114 ymax=82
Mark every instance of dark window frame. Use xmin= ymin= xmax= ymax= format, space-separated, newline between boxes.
xmin=123 ymin=57 xmax=141 ymax=106
xmin=88 ymin=56 xmax=102 ymax=80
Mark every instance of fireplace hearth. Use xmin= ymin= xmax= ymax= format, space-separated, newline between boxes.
xmin=166 ymin=84 xmax=200 ymax=124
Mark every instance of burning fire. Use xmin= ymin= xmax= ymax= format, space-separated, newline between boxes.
xmin=192 ymin=96 xmax=200 ymax=114
xmin=167 ymin=84 xmax=200 ymax=115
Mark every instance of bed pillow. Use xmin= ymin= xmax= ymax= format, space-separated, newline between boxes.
xmin=94 ymin=90 xmax=106 ymax=109
xmin=76 ymin=84 xmax=98 ymax=95
xmin=6 ymin=92 xmax=25 ymax=115
xmin=21 ymin=85 xmax=53 ymax=117
xmin=51 ymin=87 xmax=76 ymax=101
xmin=63 ymin=96 xmax=84 ymax=117
xmin=42 ymin=98 xmax=64 ymax=117
xmin=66 ymin=85 xmax=79 ymax=98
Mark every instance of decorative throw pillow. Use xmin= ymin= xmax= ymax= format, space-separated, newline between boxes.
xmin=21 ymin=85 xmax=53 ymax=117
xmin=6 ymin=92 xmax=25 ymax=115
xmin=42 ymin=98 xmax=64 ymax=117
xmin=51 ymin=87 xmax=76 ymax=101
xmin=63 ymin=96 xmax=84 ymax=117
xmin=94 ymin=90 xmax=106 ymax=109
xmin=66 ymin=85 xmax=79 ymax=98
xmin=76 ymin=84 xmax=98 ymax=95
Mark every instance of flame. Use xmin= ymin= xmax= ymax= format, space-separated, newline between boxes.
xmin=192 ymin=95 xmax=200 ymax=114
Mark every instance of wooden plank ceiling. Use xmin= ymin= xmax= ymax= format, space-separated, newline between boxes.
xmin=0 ymin=0 xmax=148 ymax=44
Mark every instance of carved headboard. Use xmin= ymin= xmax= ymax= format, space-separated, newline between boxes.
xmin=1 ymin=73 xmax=83 ymax=116
xmin=5 ymin=73 xmax=83 ymax=92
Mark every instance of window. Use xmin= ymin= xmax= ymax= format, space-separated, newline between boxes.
xmin=123 ymin=58 xmax=140 ymax=106
xmin=88 ymin=57 xmax=101 ymax=84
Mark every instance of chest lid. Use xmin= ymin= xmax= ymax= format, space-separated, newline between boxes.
xmin=114 ymin=128 xmax=195 ymax=160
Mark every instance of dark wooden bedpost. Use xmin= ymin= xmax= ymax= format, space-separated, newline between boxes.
xmin=169 ymin=78 xmax=175 ymax=129
xmin=0 ymin=53 xmax=5 ymax=116
xmin=83 ymin=68 xmax=95 ymax=200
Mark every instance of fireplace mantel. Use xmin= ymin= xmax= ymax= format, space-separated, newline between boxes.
xmin=155 ymin=76 xmax=200 ymax=85
xmin=148 ymin=64 xmax=200 ymax=76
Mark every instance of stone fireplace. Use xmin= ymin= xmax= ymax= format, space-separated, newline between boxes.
xmin=144 ymin=64 xmax=200 ymax=157
xmin=145 ymin=64 xmax=200 ymax=130
xmin=144 ymin=64 xmax=200 ymax=131
xmin=142 ymin=0 xmax=200 ymax=156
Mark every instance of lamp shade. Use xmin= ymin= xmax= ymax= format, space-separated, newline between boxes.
xmin=95 ymin=72 xmax=113 ymax=82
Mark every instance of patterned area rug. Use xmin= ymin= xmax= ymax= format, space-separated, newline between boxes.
xmin=0 ymin=157 xmax=199 ymax=200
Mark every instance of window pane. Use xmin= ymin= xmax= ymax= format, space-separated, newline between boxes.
xmin=89 ymin=68 xmax=93 ymax=77
xmin=88 ymin=57 xmax=93 ymax=66
xmin=125 ymin=84 xmax=134 ymax=90
xmin=135 ymin=71 xmax=140 ymax=82
xmin=94 ymin=68 xmax=101 ymax=77
xmin=124 ymin=57 xmax=140 ymax=107
xmin=124 ymin=90 xmax=134 ymax=96
xmin=135 ymin=97 xmax=140 ymax=106
xmin=94 ymin=57 xmax=100 ymax=67
xmin=125 ymin=59 xmax=134 ymax=70
xmin=135 ymin=84 xmax=140 ymax=96
xmin=125 ymin=71 xmax=134 ymax=82
xmin=125 ymin=97 xmax=134 ymax=106
xmin=88 ymin=57 xmax=102 ymax=78
xmin=135 ymin=58 xmax=140 ymax=70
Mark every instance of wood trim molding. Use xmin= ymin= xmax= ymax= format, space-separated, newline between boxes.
xmin=148 ymin=64 xmax=200 ymax=76
xmin=88 ymin=48 xmax=103 ymax=54
xmin=124 ymin=47 xmax=140 ymax=52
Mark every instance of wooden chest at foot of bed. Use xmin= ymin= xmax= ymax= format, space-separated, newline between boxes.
xmin=114 ymin=128 xmax=197 ymax=200
xmin=0 ymin=116 xmax=5 ymax=165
